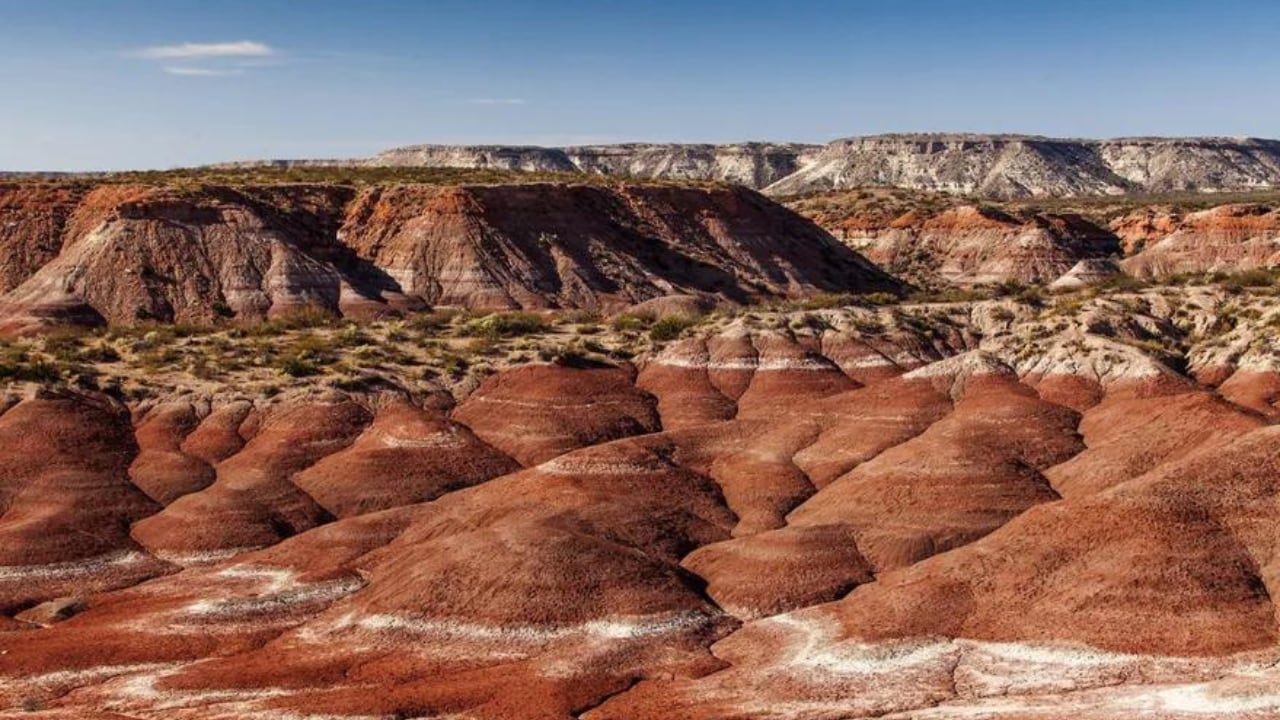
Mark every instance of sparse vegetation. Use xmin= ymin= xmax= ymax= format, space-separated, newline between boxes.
xmin=18 ymin=165 xmax=729 ymax=192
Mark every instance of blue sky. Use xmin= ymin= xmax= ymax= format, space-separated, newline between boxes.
xmin=2 ymin=0 xmax=1278 ymax=170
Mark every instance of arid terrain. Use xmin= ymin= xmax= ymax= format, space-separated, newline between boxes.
xmin=2 ymin=162 xmax=1280 ymax=719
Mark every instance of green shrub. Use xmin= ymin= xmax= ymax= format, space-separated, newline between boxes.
xmin=559 ymin=309 xmax=603 ymax=325
xmin=463 ymin=311 xmax=549 ymax=339
xmin=278 ymin=356 xmax=320 ymax=377
xmin=610 ymin=312 xmax=655 ymax=332
xmin=78 ymin=344 xmax=121 ymax=363
xmin=852 ymin=317 xmax=885 ymax=335
xmin=405 ymin=309 xmax=460 ymax=333
xmin=0 ymin=360 xmax=61 ymax=383
xmin=649 ymin=315 xmax=698 ymax=342
xmin=1226 ymin=268 xmax=1278 ymax=287
xmin=860 ymin=292 xmax=901 ymax=307
xmin=799 ymin=293 xmax=857 ymax=310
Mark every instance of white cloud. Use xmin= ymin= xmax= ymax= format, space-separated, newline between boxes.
xmin=465 ymin=98 xmax=527 ymax=105
xmin=138 ymin=41 xmax=276 ymax=60
xmin=162 ymin=66 xmax=245 ymax=77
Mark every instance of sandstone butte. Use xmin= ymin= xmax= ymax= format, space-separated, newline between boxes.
xmin=2 ymin=172 xmax=1280 ymax=719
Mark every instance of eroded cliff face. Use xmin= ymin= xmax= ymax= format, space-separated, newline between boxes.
xmin=369 ymin=142 xmax=821 ymax=189
xmin=764 ymin=134 xmax=1280 ymax=198
xmin=366 ymin=144 xmax=579 ymax=173
xmin=565 ymin=143 xmax=818 ymax=188
xmin=364 ymin=135 xmax=1280 ymax=198
xmin=0 ymin=181 xmax=896 ymax=333
xmin=0 ymin=184 xmax=90 ymax=292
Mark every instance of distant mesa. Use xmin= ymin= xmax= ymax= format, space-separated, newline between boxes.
xmin=208 ymin=134 xmax=1280 ymax=199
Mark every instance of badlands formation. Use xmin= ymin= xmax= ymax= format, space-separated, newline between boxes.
xmin=1 ymin=166 xmax=1280 ymax=718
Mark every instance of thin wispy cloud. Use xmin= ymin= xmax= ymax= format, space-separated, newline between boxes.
xmin=162 ymin=66 xmax=245 ymax=77
xmin=137 ymin=40 xmax=276 ymax=60
xmin=465 ymin=98 xmax=527 ymax=105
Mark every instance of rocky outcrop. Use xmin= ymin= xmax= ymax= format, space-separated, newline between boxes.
xmin=1049 ymin=257 xmax=1125 ymax=290
xmin=0 ymin=180 xmax=898 ymax=333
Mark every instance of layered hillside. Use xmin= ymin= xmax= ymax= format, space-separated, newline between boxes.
xmin=3 ymin=284 xmax=1280 ymax=718
xmin=358 ymin=135 xmax=1280 ymax=199
xmin=788 ymin=187 xmax=1280 ymax=287
xmin=788 ymin=188 xmax=1122 ymax=286
xmin=0 ymin=176 xmax=896 ymax=335
xmin=1115 ymin=203 xmax=1280 ymax=277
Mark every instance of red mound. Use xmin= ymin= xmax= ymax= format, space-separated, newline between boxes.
xmin=293 ymin=400 xmax=519 ymax=517
xmin=452 ymin=363 xmax=660 ymax=466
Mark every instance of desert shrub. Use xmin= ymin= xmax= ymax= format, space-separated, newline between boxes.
xmin=463 ymin=312 xmax=549 ymax=339
xmin=1226 ymin=267 xmax=1279 ymax=287
xmin=333 ymin=325 xmax=371 ymax=348
xmin=610 ymin=312 xmax=655 ymax=332
xmin=289 ymin=331 xmax=336 ymax=356
xmin=251 ymin=308 xmax=336 ymax=336
xmin=791 ymin=313 xmax=830 ymax=331
xmin=42 ymin=332 xmax=84 ymax=362
xmin=858 ymin=292 xmax=902 ymax=307
xmin=437 ymin=354 xmax=469 ymax=378
xmin=0 ymin=359 xmax=61 ymax=383
xmin=799 ymin=293 xmax=857 ymax=310
xmin=907 ymin=286 xmax=993 ymax=304
xmin=465 ymin=337 xmax=501 ymax=356
xmin=852 ymin=317 xmax=885 ymax=335
xmin=1094 ymin=274 xmax=1148 ymax=293
xmin=78 ymin=344 xmax=121 ymax=363
xmin=649 ymin=315 xmax=698 ymax=342
xmin=405 ymin=309 xmax=460 ymax=333
xmin=559 ymin=309 xmax=603 ymax=325
xmin=278 ymin=355 xmax=320 ymax=377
